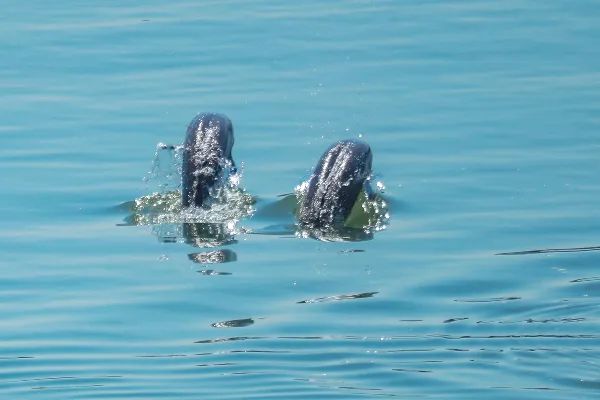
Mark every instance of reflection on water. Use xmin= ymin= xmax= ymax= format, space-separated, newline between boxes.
xmin=298 ymin=291 xmax=378 ymax=304
xmin=211 ymin=318 xmax=255 ymax=328
xmin=4 ymin=0 xmax=600 ymax=398
xmin=144 ymin=221 xmax=239 ymax=247
xmin=188 ymin=249 xmax=237 ymax=264
xmin=338 ymin=249 xmax=366 ymax=254
xmin=570 ymin=277 xmax=600 ymax=283
xmin=454 ymin=296 xmax=522 ymax=303
xmin=497 ymin=245 xmax=600 ymax=256
xmin=181 ymin=222 xmax=237 ymax=248
xmin=107 ymin=133 xmax=600 ymax=397
xmin=198 ymin=269 xmax=232 ymax=276
xmin=296 ymin=226 xmax=374 ymax=242
xmin=124 ymin=143 xmax=388 ymax=244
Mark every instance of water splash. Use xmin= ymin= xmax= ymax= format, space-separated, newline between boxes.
xmin=294 ymin=177 xmax=390 ymax=241
xmin=124 ymin=144 xmax=254 ymax=244
xmin=142 ymin=143 xmax=183 ymax=192
xmin=127 ymin=143 xmax=389 ymax=243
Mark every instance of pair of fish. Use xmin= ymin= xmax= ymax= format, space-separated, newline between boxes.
xmin=182 ymin=113 xmax=374 ymax=229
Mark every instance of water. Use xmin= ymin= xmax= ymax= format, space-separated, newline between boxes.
xmin=1 ymin=1 xmax=599 ymax=398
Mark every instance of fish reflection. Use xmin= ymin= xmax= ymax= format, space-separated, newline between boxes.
xmin=182 ymin=223 xmax=237 ymax=248
xmin=198 ymin=269 xmax=232 ymax=276
xmin=146 ymin=222 xmax=238 ymax=248
xmin=188 ymin=249 xmax=237 ymax=264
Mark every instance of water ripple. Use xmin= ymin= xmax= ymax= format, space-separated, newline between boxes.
xmin=210 ymin=319 xmax=256 ymax=329
xmin=497 ymin=245 xmax=600 ymax=255
xmin=298 ymin=292 xmax=379 ymax=304
xmin=454 ymin=297 xmax=521 ymax=303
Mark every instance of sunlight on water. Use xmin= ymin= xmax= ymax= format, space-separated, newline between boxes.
xmin=131 ymin=142 xmax=389 ymax=243
xmin=1 ymin=1 xmax=599 ymax=399
xmin=124 ymin=143 xmax=254 ymax=246
xmin=294 ymin=176 xmax=390 ymax=241
xmin=130 ymin=143 xmax=254 ymax=225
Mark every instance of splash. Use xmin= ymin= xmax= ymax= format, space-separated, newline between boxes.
xmin=294 ymin=176 xmax=390 ymax=241
xmin=142 ymin=143 xmax=183 ymax=192
xmin=125 ymin=143 xmax=389 ymax=243
xmin=125 ymin=144 xmax=254 ymax=244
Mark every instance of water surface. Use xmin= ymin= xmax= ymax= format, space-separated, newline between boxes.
xmin=1 ymin=1 xmax=599 ymax=399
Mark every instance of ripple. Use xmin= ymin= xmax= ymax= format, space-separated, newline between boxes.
xmin=10 ymin=375 xmax=122 ymax=383
xmin=491 ymin=386 xmax=560 ymax=391
xmin=443 ymin=317 xmax=469 ymax=323
xmin=497 ymin=245 xmax=600 ymax=255
xmin=297 ymin=291 xmax=379 ymax=304
xmin=476 ymin=317 xmax=587 ymax=325
xmin=136 ymin=354 xmax=188 ymax=358
xmin=31 ymin=384 xmax=106 ymax=390
xmin=392 ymin=368 xmax=432 ymax=373
xmin=210 ymin=318 xmax=255 ymax=329
xmin=196 ymin=362 xmax=235 ymax=368
xmin=0 ymin=356 xmax=34 ymax=360
xmin=194 ymin=336 xmax=265 ymax=344
xmin=570 ymin=276 xmax=600 ymax=283
xmin=5 ymin=1 xmax=600 ymax=399
xmin=454 ymin=296 xmax=521 ymax=303
xmin=430 ymin=334 xmax=598 ymax=340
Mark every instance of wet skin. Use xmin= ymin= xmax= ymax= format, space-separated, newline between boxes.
xmin=182 ymin=113 xmax=235 ymax=208
xmin=181 ymin=115 xmax=373 ymax=231
xmin=297 ymin=140 xmax=373 ymax=228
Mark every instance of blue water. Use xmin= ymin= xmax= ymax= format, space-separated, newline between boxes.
xmin=1 ymin=1 xmax=599 ymax=398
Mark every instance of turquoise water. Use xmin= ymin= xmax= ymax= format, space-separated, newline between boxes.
xmin=1 ymin=1 xmax=599 ymax=398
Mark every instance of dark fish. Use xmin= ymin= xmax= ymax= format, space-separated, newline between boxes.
xmin=298 ymin=140 xmax=373 ymax=228
xmin=182 ymin=113 xmax=235 ymax=208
